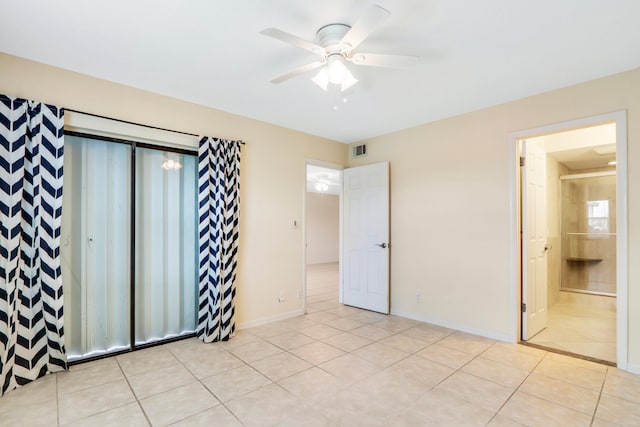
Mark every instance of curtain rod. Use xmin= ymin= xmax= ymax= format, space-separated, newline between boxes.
xmin=64 ymin=108 xmax=246 ymax=145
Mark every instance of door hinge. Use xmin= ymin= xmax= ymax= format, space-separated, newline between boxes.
xmin=520 ymin=156 xmax=525 ymax=167
xmin=521 ymin=303 xmax=527 ymax=313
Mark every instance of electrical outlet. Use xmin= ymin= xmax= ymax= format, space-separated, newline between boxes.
xmin=416 ymin=293 xmax=421 ymax=302
xmin=278 ymin=290 xmax=286 ymax=302
xmin=298 ymin=289 xmax=302 ymax=299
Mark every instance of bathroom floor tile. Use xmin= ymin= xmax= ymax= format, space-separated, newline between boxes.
xmin=527 ymin=300 xmax=616 ymax=363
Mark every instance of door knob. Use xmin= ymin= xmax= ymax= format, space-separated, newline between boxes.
xmin=544 ymin=243 xmax=552 ymax=252
xmin=376 ymin=243 xmax=387 ymax=248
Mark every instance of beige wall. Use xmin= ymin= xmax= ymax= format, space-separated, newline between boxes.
xmin=4 ymin=51 xmax=640 ymax=370
xmin=0 ymin=53 xmax=349 ymax=328
xmin=350 ymin=68 xmax=640 ymax=370
xmin=306 ymin=193 xmax=340 ymax=265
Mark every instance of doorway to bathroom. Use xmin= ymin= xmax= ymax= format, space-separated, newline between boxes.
xmin=516 ymin=114 xmax=627 ymax=366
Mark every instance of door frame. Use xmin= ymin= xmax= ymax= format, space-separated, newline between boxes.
xmin=508 ymin=111 xmax=628 ymax=369
xmin=302 ymin=159 xmax=344 ymax=314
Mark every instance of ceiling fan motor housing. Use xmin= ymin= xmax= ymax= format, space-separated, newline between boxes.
xmin=316 ymin=23 xmax=351 ymax=56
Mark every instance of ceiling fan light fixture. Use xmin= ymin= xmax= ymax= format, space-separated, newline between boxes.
xmin=341 ymin=70 xmax=358 ymax=91
xmin=312 ymin=64 xmax=358 ymax=92
xmin=161 ymin=157 xmax=182 ymax=171
xmin=315 ymin=182 xmax=329 ymax=192
xmin=327 ymin=55 xmax=348 ymax=84
xmin=311 ymin=68 xmax=329 ymax=91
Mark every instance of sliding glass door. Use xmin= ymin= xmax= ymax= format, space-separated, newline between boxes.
xmin=61 ymin=135 xmax=198 ymax=361
xmin=135 ymin=147 xmax=197 ymax=345
xmin=61 ymin=136 xmax=131 ymax=359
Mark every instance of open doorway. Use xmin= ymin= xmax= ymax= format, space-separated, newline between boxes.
xmin=517 ymin=118 xmax=626 ymax=366
xmin=304 ymin=163 xmax=342 ymax=312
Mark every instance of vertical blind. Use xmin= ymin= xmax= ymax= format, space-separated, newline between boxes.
xmin=135 ymin=147 xmax=197 ymax=345
xmin=61 ymin=134 xmax=197 ymax=360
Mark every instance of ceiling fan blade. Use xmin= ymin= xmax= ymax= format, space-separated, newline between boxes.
xmin=270 ymin=61 xmax=326 ymax=84
xmin=348 ymin=53 xmax=419 ymax=68
xmin=260 ymin=28 xmax=325 ymax=55
xmin=341 ymin=5 xmax=391 ymax=50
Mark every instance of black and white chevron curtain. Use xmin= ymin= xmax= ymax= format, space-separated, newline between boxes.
xmin=0 ymin=94 xmax=67 ymax=396
xmin=197 ymin=137 xmax=241 ymax=343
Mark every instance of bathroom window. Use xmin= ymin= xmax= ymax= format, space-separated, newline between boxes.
xmin=587 ymin=200 xmax=609 ymax=233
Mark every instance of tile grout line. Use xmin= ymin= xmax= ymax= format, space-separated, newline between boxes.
xmin=180 ymin=340 xmax=264 ymax=426
xmin=115 ymin=354 xmax=153 ymax=426
xmin=590 ymin=366 xmax=608 ymax=426
xmin=482 ymin=347 xmax=548 ymax=426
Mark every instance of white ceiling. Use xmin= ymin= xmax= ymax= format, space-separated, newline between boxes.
xmin=2 ymin=0 xmax=640 ymax=143
xmin=540 ymin=123 xmax=617 ymax=171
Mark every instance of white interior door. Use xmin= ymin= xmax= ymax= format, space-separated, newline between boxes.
xmin=522 ymin=139 xmax=548 ymax=340
xmin=342 ymin=162 xmax=390 ymax=314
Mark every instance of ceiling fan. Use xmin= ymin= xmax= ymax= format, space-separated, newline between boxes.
xmin=260 ymin=5 xmax=418 ymax=92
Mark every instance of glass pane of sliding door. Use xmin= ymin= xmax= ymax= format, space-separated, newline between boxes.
xmin=135 ymin=147 xmax=198 ymax=345
xmin=61 ymin=135 xmax=131 ymax=360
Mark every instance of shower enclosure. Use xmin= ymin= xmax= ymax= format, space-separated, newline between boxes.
xmin=560 ymin=172 xmax=616 ymax=295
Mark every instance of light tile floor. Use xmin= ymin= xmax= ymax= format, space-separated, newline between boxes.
xmin=527 ymin=299 xmax=616 ymax=363
xmin=1 ymin=264 xmax=638 ymax=426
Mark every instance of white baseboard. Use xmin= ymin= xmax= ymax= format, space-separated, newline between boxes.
xmin=625 ymin=362 xmax=640 ymax=375
xmin=391 ymin=309 xmax=513 ymax=343
xmin=236 ymin=308 xmax=305 ymax=330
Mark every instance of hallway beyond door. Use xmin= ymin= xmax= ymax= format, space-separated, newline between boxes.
xmin=306 ymin=262 xmax=339 ymax=310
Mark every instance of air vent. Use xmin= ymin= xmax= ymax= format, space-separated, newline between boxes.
xmin=352 ymin=143 xmax=368 ymax=158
